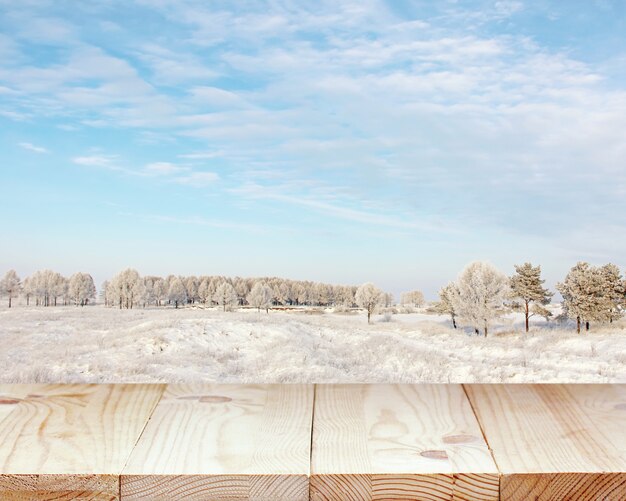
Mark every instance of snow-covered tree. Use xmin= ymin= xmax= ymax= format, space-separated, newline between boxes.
xmin=451 ymin=262 xmax=509 ymax=337
xmin=108 ymin=268 xmax=142 ymax=309
xmin=140 ymin=276 xmax=157 ymax=307
xmin=68 ymin=272 xmax=96 ymax=306
xmin=434 ymin=282 xmax=459 ymax=329
xmin=355 ymin=282 xmax=384 ymax=323
xmin=22 ymin=276 xmax=33 ymax=305
xmin=197 ymin=278 xmax=210 ymax=304
xmin=600 ymin=263 xmax=624 ymax=323
xmin=247 ymin=281 xmax=273 ymax=313
xmin=510 ymin=262 xmax=553 ymax=333
xmin=233 ymin=278 xmax=249 ymax=306
xmin=184 ymin=276 xmax=198 ymax=304
xmin=168 ymin=277 xmax=188 ymax=309
xmin=27 ymin=269 xmax=65 ymax=306
xmin=279 ymin=282 xmax=292 ymax=305
xmin=214 ymin=281 xmax=238 ymax=311
xmin=401 ymin=290 xmax=425 ymax=308
xmin=100 ymin=280 xmax=109 ymax=306
xmin=0 ymin=270 xmax=21 ymax=308
xmin=153 ymin=278 xmax=167 ymax=307
xmin=558 ymin=262 xmax=619 ymax=333
xmin=293 ymin=283 xmax=307 ymax=306
xmin=51 ymin=272 xmax=67 ymax=306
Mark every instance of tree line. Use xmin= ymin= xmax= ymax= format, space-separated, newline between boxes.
xmin=434 ymin=261 xmax=625 ymax=335
xmin=0 ymin=269 xmax=96 ymax=307
xmin=0 ymin=268 xmax=374 ymax=311
xmin=1 ymin=261 xmax=624 ymax=334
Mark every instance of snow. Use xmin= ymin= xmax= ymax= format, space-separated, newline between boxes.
xmin=1 ymin=305 xmax=625 ymax=383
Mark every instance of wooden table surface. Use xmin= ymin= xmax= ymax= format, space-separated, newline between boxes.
xmin=0 ymin=384 xmax=624 ymax=500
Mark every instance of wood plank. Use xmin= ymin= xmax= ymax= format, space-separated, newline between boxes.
xmin=0 ymin=384 xmax=165 ymax=500
xmin=121 ymin=384 xmax=314 ymax=500
xmin=465 ymin=384 xmax=626 ymax=501
xmin=310 ymin=384 xmax=499 ymax=501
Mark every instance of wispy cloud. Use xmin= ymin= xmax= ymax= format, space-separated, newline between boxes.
xmin=18 ymin=142 xmax=48 ymax=154
xmin=144 ymin=161 xmax=186 ymax=175
xmin=173 ymin=171 xmax=219 ymax=186
xmin=178 ymin=151 xmax=224 ymax=160
xmin=1 ymin=0 xmax=625 ymax=284
xmin=72 ymin=154 xmax=121 ymax=169
xmin=118 ymin=211 xmax=268 ymax=235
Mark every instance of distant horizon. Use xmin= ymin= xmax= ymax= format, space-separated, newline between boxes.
xmin=1 ymin=1 xmax=625 ymax=299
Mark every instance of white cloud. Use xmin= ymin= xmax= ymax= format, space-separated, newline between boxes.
xmin=72 ymin=154 xmax=119 ymax=169
xmin=173 ymin=171 xmax=219 ymax=186
xmin=134 ymin=44 xmax=218 ymax=85
xmin=178 ymin=151 xmax=224 ymax=160
xmin=18 ymin=142 xmax=48 ymax=154
xmin=1 ymin=0 xmax=625 ymax=254
xmin=144 ymin=162 xmax=186 ymax=175
xmin=14 ymin=17 xmax=75 ymax=45
xmin=188 ymin=86 xmax=248 ymax=109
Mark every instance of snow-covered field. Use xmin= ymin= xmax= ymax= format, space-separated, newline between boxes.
xmin=1 ymin=305 xmax=625 ymax=383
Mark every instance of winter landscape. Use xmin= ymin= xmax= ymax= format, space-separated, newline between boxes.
xmin=2 ymin=304 xmax=625 ymax=384
xmin=1 ymin=261 xmax=625 ymax=384
xmin=2 ymin=2 xmax=626 ymax=386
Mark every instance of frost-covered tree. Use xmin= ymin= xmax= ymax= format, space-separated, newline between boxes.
xmin=558 ymin=262 xmax=620 ymax=333
xmin=247 ymin=281 xmax=273 ymax=313
xmin=293 ymin=283 xmax=307 ymax=306
xmin=510 ymin=262 xmax=553 ymax=333
xmin=233 ymin=278 xmax=249 ymax=306
xmin=27 ymin=269 xmax=65 ymax=306
xmin=214 ymin=281 xmax=238 ymax=311
xmin=108 ymin=268 xmax=142 ymax=309
xmin=153 ymin=278 xmax=166 ymax=307
xmin=557 ymin=262 xmax=598 ymax=333
xmin=401 ymin=290 xmax=425 ymax=308
xmin=333 ymin=285 xmax=352 ymax=307
xmin=100 ymin=280 xmax=109 ymax=306
xmin=600 ymin=263 xmax=624 ymax=323
xmin=68 ymin=272 xmax=96 ymax=306
xmin=355 ymin=282 xmax=384 ymax=324
xmin=22 ymin=276 xmax=33 ymax=305
xmin=197 ymin=278 xmax=210 ymax=304
xmin=279 ymin=282 xmax=291 ymax=305
xmin=50 ymin=272 xmax=67 ymax=306
xmin=451 ymin=262 xmax=509 ymax=337
xmin=168 ymin=277 xmax=188 ymax=309
xmin=140 ymin=276 xmax=158 ymax=307
xmin=0 ymin=270 xmax=21 ymax=308
xmin=184 ymin=276 xmax=198 ymax=304
xmin=435 ymin=282 xmax=459 ymax=329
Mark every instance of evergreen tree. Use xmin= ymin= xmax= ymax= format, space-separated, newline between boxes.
xmin=557 ymin=262 xmax=607 ymax=333
xmin=510 ymin=262 xmax=553 ymax=333
xmin=435 ymin=282 xmax=459 ymax=329
xmin=600 ymin=264 xmax=624 ymax=323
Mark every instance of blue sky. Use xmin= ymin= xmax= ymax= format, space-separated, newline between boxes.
xmin=1 ymin=0 xmax=625 ymax=298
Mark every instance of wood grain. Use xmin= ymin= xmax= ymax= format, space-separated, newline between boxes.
xmin=121 ymin=384 xmax=314 ymax=500
xmin=465 ymin=384 xmax=626 ymax=501
xmin=310 ymin=384 xmax=499 ymax=500
xmin=0 ymin=384 xmax=165 ymax=500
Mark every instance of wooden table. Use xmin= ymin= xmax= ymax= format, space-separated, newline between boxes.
xmin=0 ymin=384 xmax=624 ymax=500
